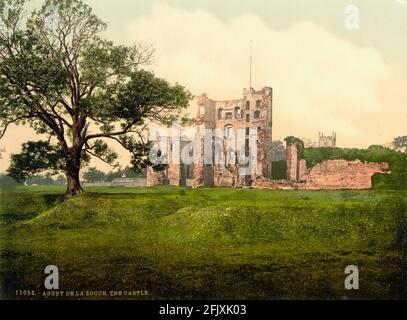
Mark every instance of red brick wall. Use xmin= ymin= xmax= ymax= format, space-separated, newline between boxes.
xmin=304 ymin=160 xmax=390 ymax=190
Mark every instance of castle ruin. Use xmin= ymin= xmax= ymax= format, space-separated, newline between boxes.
xmin=282 ymin=140 xmax=390 ymax=190
xmin=147 ymin=87 xmax=273 ymax=187
xmin=147 ymin=87 xmax=390 ymax=191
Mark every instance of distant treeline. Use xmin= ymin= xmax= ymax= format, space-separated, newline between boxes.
xmin=0 ymin=166 xmax=146 ymax=186
xmin=0 ymin=173 xmax=66 ymax=186
xmin=83 ymin=166 xmax=147 ymax=183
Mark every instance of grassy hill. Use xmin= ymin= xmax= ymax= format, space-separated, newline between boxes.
xmin=1 ymin=186 xmax=406 ymax=299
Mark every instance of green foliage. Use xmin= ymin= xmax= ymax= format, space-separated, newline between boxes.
xmin=7 ymin=141 xmax=90 ymax=182
xmin=105 ymin=169 xmax=123 ymax=182
xmin=284 ymin=136 xmax=305 ymax=158
xmin=7 ymin=141 xmax=66 ymax=182
xmin=272 ymin=160 xmax=286 ymax=180
xmin=54 ymin=175 xmax=67 ymax=185
xmin=119 ymin=135 xmax=154 ymax=173
xmin=82 ymin=166 xmax=146 ymax=182
xmin=90 ymin=140 xmax=119 ymax=167
xmin=26 ymin=173 xmax=56 ymax=186
xmin=88 ymin=70 xmax=192 ymax=126
xmin=0 ymin=172 xmax=66 ymax=187
xmin=83 ymin=167 xmax=106 ymax=182
xmin=303 ymin=145 xmax=407 ymax=189
xmin=0 ymin=174 xmax=20 ymax=186
xmin=124 ymin=165 xmax=146 ymax=178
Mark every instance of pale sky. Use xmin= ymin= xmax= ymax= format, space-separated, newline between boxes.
xmin=1 ymin=0 xmax=406 ymax=172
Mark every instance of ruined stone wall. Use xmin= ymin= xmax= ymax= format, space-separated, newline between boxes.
xmin=168 ymin=164 xmax=181 ymax=186
xmin=252 ymin=176 xmax=303 ymax=190
xmin=253 ymin=159 xmax=389 ymax=190
xmin=192 ymin=137 xmax=214 ymax=187
xmin=286 ymin=143 xmax=299 ymax=181
xmin=110 ymin=178 xmax=147 ymax=187
xmin=262 ymin=127 xmax=273 ymax=178
xmin=304 ymin=160 xmax=390 ymax=189
xmin=280 ymin=138 xmax=391 ymax=189
xmin=298 ymin=159 xmax=308 ymax=181
xmin=146 ymin=168 xmax=164 ymax=187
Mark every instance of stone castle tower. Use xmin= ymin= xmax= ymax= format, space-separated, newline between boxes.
xmin=147 ymin=87 xmax=273 ymax=187
xmin=318 ymin=132 xmax=336 ymax=148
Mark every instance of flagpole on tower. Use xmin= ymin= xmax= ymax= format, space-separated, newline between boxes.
xmin=249 ymin=40 xmax=253 ymax=89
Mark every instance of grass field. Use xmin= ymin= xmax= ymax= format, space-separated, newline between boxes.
xmin=1 ymin=186 xmax=406 ymax=300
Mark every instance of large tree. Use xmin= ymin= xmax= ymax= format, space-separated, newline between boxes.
xmin=0 ymin=0 xmax=191 ymax=198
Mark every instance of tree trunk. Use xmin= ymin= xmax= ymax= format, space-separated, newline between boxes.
xmin=64 ymin=151 xmax=83 ymax=199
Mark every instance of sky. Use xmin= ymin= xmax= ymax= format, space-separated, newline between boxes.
xmin=1 ymin=0 xmax=406 ymax=172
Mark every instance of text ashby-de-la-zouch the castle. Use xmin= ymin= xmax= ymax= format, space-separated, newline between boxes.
xmin=146 ymin=86 xmax=390 ymax=190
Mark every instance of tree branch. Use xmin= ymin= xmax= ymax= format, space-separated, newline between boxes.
xmin=85 ymin=149 xmax=117 ymax=167
xmin=84 ymin=121 xmax=138 ymax=142
xmin=0 ymin=115 xmax=34 ymax=139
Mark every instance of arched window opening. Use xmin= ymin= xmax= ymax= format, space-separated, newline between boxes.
xmin=224 ymin=125 xmax=233 ymax=140
xmin=218 ymin=108 xmax=223 ymax=120
xmin=234 ymin=106 xmax=241 ymax=119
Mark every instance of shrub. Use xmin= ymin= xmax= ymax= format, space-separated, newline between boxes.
xmin=272 ymin=161 xmax=286 ymax=180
